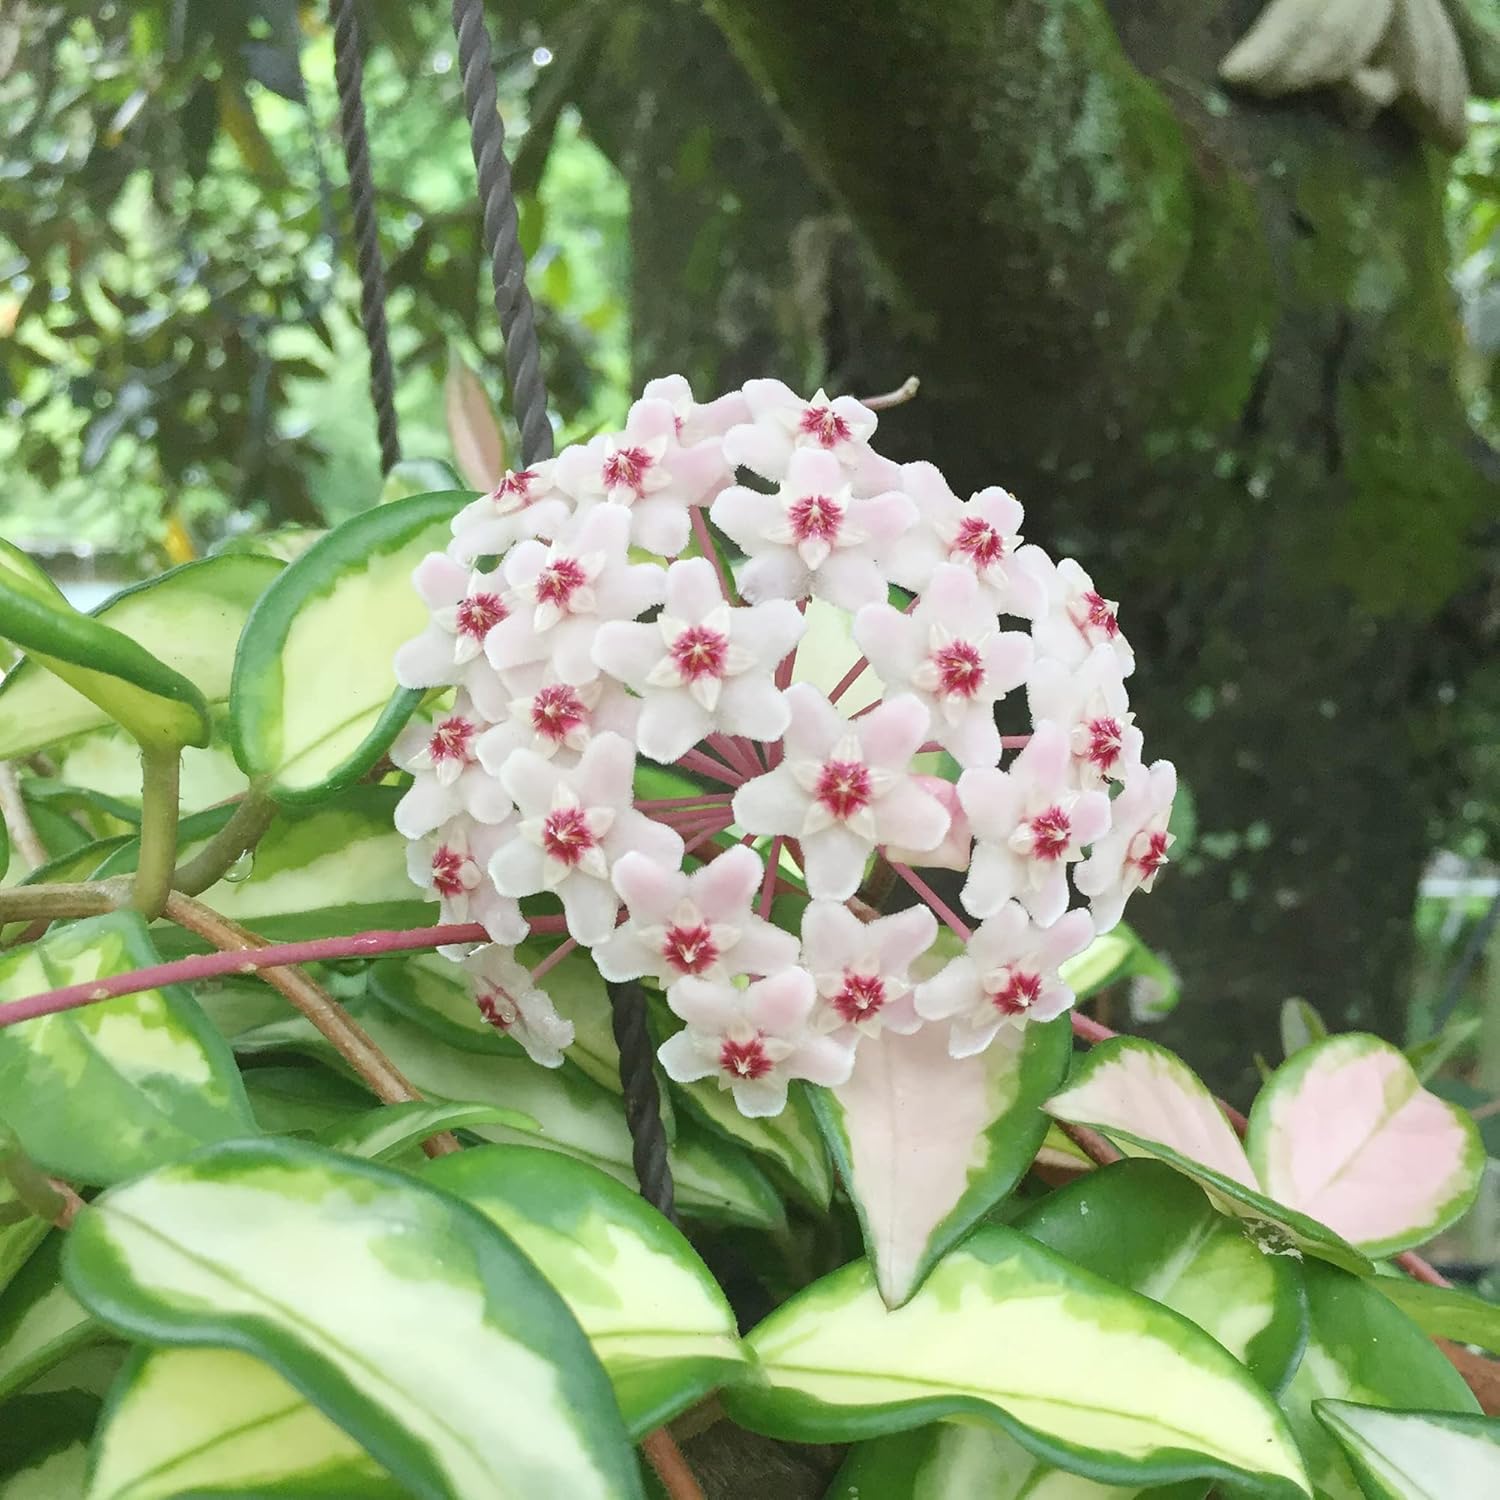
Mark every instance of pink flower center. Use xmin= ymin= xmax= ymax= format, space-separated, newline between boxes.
xmin=1082 ymin=716 xmax=1123 ymax=772
xmin=815 ymin=759 xmax=873 ymax=821
xmin=601 ymin=445 xmax=655 ymax=497
xmin=661 ymin=921 xmax=719 ymax=976
xmin=787 ymin=493 xmax=843 ymax=544
xmin=932 ymin=640 xmax=986 ymax=699
xmin=831 ymin=970 xmax=886 ymax=1023
xmin=530 ymin=684 xmax=589 ymax=744
xmin=1076 ymin=590 xmax=1119 ymax=641
xmin=427 ymin=715 xmax=476 ymax=765
xmin=991 ymin=967 xmax=1042 ymax=1016
xmin=1028 ymin=805 xmax=1072 ymax=860
xmin=669 ymin=625 xmax=730 ymax=681
xmin=430 ymin=844 xmax=471 ymax=898
xmin=1131 ymin=829 xmax=1171 ymax=880
xmin=493 ymin=469 xmax=537 ymax=505
xmin=455 ymin=592 xmax=507 ymax=640
xmin=541 ymin=806 xmax=598 ymax=867
xmin=952 ymin=517 xmax=1004 ymax=569
xmin=799 ymin=404 xmax=850 ymax=447
xmin=719 ymin=1033 xmax=774 ymax=1080
xmin=535 ymin=557 xmax=588 ymax=609
xmin=476 ymin=986 xmax=518 ymax=1031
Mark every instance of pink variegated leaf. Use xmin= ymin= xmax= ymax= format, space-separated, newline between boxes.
xmin=444 ymin=348 xmax=506 ymax=492
xmin=1247 ymin=1033 xmax=1484 ymax=1256
xmin=809 ymin=1017 xmax=1070 ymax=1309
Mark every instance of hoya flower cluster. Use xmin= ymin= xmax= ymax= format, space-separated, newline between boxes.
xmin=393 ymin=377 xmax=1175 ymax=1117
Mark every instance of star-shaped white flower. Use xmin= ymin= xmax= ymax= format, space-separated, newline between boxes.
xmin=711 ymin=449 xmax=914 ymax=610
xmin=461 ymin=944 xmax=574 ymax=1068
xmin=1032 ymin=557 xmax=1136 ymax=677
xmin=490 ymin=731 xmax=683 ymax=945
xmin=800 ymin=900 xmax=938 ymax=1040
xmin=594 ymin=845 xmax=800 ymax=988
xmin=733 ymin=685 xmax=949 ymax=900
xmin=449 ymin=462 xmax=574 ymax=564
xmin=723 ymin=379 xmax=898 ymax=490
xmin=1073 ymin=759 xmax=1177 ymax=932
xmin=957 ymin=721 xmax=1111 ymax=927
xmin=883 ymin=776 xmax=973 ymax=872
xmin=657 ymin=968 xmax=856 ymax=1117
xmin=1027 ymin=645 xmax=1143 ymax=789
xmin=915 ymin=902 xmax=1095 ymax=1057
xmin=591 ymin=556 xmax=806 ymax=762
xmin=642 ymin=373 xmax=751 ymax=444
xmin=854 ymin=564 xmax=1033 ymax=768
xmin=391 ymin=692 xmax=514 ymax=838
xmin=882 ymin=464 xmax=1053 ymax=618
xmin=405 ymin=817 xmax=525 ymax=944
xmin=475 ymin=668 xmax=639 ymax=779
xmin=483 ymin=503 xmax=666 ymax=686
xmin=393 ymin=553 xmax=512 ymax=719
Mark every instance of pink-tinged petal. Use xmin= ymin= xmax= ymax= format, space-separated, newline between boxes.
xmin=1045 ymin=1037 xmax=1258 ymax=1190
xmin=1005 ymin=545 xmax=1053 ymax=619
xmin=501 ymin=538 xmax=549 ymax=590
xmin=1040 ymin=907 xmax=1097 ymax=968
xmin=1013 ymin=718 xmax=1071 ymax=784
xmin=1071 ymin=789 xmax=1113 ymax=846
xmin=710 ymin=486 xmax=783 ymax=551
xmin=877 ymin=906 xmax=940 ymax=971
xmin=560 ymin=873 xmax=620 ymax=945
xmin=611 ymin=850 xmax=687 ymax=923
xmin=671 ymin=438 xmax=733 ymax=503
xmin=394 ymin=778 xmax=458 ymax=839
xmin=630 ymin=498 xmax=691 ymax=558
xmin=613 ymin=808 xmax=685 ymax=869
xmin=912 ymin=955 xmax=979 ymax=1021
xmin=749 ymin=969 xmax=818 ymax=1031
xmin=887 ymin=778 xmax=971 ymax=871
xmin=593 ymin=926 xmax=657 ymax=983
xmin=1247 ymin=1034 xmax=1484 ymax=1254
xmin=608 ymin=560 xmax=669 ymax=619
xmin=411 ymin=551 xmax=468 ymax=607
xmin=800 ymin=899 xmax=862 ymax=972
xmin=732 ymin=917 xmax=802 ymax=977
xmin=691 ymin=844 xmax=763 ymax=916
xmin=732 ymin=766 xmax=807 ymax=837
xmin=781 ymin=683 xmax=845 ymax=759
xmin=956 ymin=768 xmax=1022 ymax=843
xmin=636 ymin=693 xmax=713 ymax=764
xmin=873 ymin=780 xmax=949 ymax=853
xmin=858 ymin=693 xmax=931 ymax=769
xmin=849 ymin=491 xmax=917 ymax=546
xmin=1019 ymin=864 xmax=1070 ymax=929
xmin=852 ymin=601 xmax=922 ymax=680
xmin=722 ymin=422 xmax=792 ymax=481
xmin=793 ymin=1034 xmax=857 ymax=1088
xmin=667 ymin=976 xmax=747 ymax=1032
xmin=657 ymin=1029 xmax=718 ymax=1084
xmin=814 ymin=551 xmax=886 ymax=611
xmin=744 ymin=598 xmax=808 ymax=668
xmin=732 ymin=1075 xmax=791 ymax=1119
xmin=801 ymin=824 xmax=873 ymax=900
xmin=946 ymin=1015 xmax=1004 ymax=1060
xmin=664 ymin=556 xmax=726 ymax=620
xmin=716 ymin=676 xmax=790 ymax=741
xmin=739 ymin=551 xmax=811 ymax=603
xmin=476 ymin=892 xmax=527 ymax=946
xmin=498 ymin=748 xmax=559 ymax=815
xmin=784 ymin=447 xmax=847 ymax=494
xmin=590 ymin=620 xmax=663 ymax=689
xmin=488 ymin=838 xmax=546 ymax=898
xmin=961 ymin=841 xmax=1019 ymax=920
xmin=394 ymin=626 xmax=458 ymax=689
xmin=986 ymin=630 xmax=1034 ymax=694
xmin=574 ymin=731 xmax=636 ymax=806
xmin=482 ymin=616 xmax=548 ymax=677
xmin=461 ymin=768 xmax=515 ymax=825
xmin=941 ymin=709 xmax=1001 ymax=769
xmin=549 ymin=621 xmax=604 ymax=686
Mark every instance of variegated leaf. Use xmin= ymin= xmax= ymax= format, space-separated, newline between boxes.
xmin=1312 ymin=1400 xmax=1500 ymax=1500
xmin=0 ymin=1236 xmax=98 ymax=1401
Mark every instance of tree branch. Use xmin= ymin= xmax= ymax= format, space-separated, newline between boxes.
xmin=0 ymin=762 xmax=47 ymax=870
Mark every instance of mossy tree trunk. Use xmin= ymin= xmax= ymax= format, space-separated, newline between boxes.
xmin=525 ymin=0 xmax=1493 ymax=1099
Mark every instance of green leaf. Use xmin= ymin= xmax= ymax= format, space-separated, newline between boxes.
xmin=45 ymin=722 xmax=248 ymax=815
xmin=1370 ymin=1273 xmax=1500 ymax=1356
xmin=317 ymin=1100 xmax=540 ymax=1161
xmin=810 ymin=1015 xmax=1070 ymax=1307
xmin=1018 ymin=1158 xmax=1306 ymax=1393
xmin=0 ymin=543 xmax=209 ymax=753
xmin=0 ymin=914 xmax=256 ymax=1184
xmin=98 ymin=787 xmax=435 ymax=945
xmin=63 ymin=1138 xmax=645 ymax=1500
xmin=725 ymin=1226 xmax=1311 ymax=1497
xmin=1280 ymin=999 xmax=1328 ymax=1060
xmin=0 ymin=1390 xmax=97 ymax=1497
xmin=89 ymin=1345 xmax=403 ymax=1499
xmin=1404 ymin=1015 xmax=1482 ymax=1084
xmin=0 ymin=1235 xmax=99 ymax=1401
xmin=230 ymin=490 xmax=468 ymax=803
xmin=0 ymin=1184 xmax=49 ymax=1303
xmin=1279 ymin=1262 xmax=1478 ymax=1500
xmin=427 ymin=1144 xmax=751 ymax=1434
xmin=242 ymin=1065 xmax=376 ymax=1136
xmin=236 ymin=1003 xmax=784 ymax=1228
xmin=1312 ymin=1400 xmax=1500 ymax=1500
xmin=0 ymin=555 xmax=281 ymax=760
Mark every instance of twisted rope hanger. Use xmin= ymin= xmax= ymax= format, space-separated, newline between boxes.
xmin=329 ymin=0 xmax=401 ymax=476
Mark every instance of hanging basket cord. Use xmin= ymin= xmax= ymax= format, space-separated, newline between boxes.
xmin=329 ymin=0 xmax=402 ymax=476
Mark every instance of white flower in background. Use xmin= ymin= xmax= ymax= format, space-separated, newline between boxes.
xmin=483 ymin=503 xmax=666 ymax=685
xmin=490 ymin=731 xmax=683 ymax=945
xmin=711 ymin=449 xmax=915 ymax=610
xmin=723 ymin=378 xmax=898 ymax=490
xmin=391 ymin=692 xmax=514 ymax=838
xmin=461 ymin=945 xmax=574 ymax=1067
xmin=657 ymin=968 xmax=856 ymax=1117
xmin=1032 ymin=557 xmax=1136 ymax=676
xmin=915 ymin=902 xmax=1095 ymax=1057
xmin=475 ymin=669 xmax=639 ymax=774
xmin=591 ymin=556 xmax=806 ymax=762
xmin=884 ymin=464 xmax=1053 ymax=618
xmin=449 ymin=462 xmax=573 ymax=564
xmin=1074 ymin=759 xmax=1177 ymax=932
xmin=594 ymin=845 xmax=799 ymax=988
xmin=800 ymin=900 xmax=938 ymax=1040
xmin=957 ymin=721 xmax=1111 ymax=926
xmin=733 ymin=686 xmax=949 ymax=899
xmin=854 ymin=563 xmax=1033 ymax=767
xmin=1027 ymin=645 xmax=1142 ymax=788
xmin=642 ymin=373 xmax=751 ymax=443
xmin=405 ymin=818 xmax=525 ymax=945
xmin=393 ymin=553 xmax=512 ymax=720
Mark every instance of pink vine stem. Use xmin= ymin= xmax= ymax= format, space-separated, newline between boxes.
xmin=674 ymin=747 xmax=743 ymax=788
xmin=886 ymin=861 xmax=972 ymax=939
xmin=705 ymin=732 xmax=760 ymax=780
xmin=528 ymin=936 xmax=579 ymax=983
xmin=690 ymin=504 xmax=737 ymax=604
xmin=636 ymin=794 xmax=734 ymax=811
xmin=828 ymin=654 xmax=868 ymax=705
xmin=759 ymin=836 xmax=785 ymax=918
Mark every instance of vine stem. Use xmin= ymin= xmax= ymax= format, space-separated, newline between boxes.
xmin=131 ymin=746 xmax=181 ymax=919
xmin=887 ymin=862 xmax=972 ymax=939
xmin=858 ymin=375 xmax=920 ymax=410
xmin=640 ymin=1428 xmax=706 ymax=1500
xmin=162 ymin=895 xmax=461 ymax=1158
xmin=0 ymin=763 xmax=47 ymax=870
xmin=171 ymin=786 xmax=278 ymax=896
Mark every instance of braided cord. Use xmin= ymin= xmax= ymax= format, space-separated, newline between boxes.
xmin=450 ymin=0 xmax=554 ymax=464
xmin=330 ymin=0 xmax=401 ymax=476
